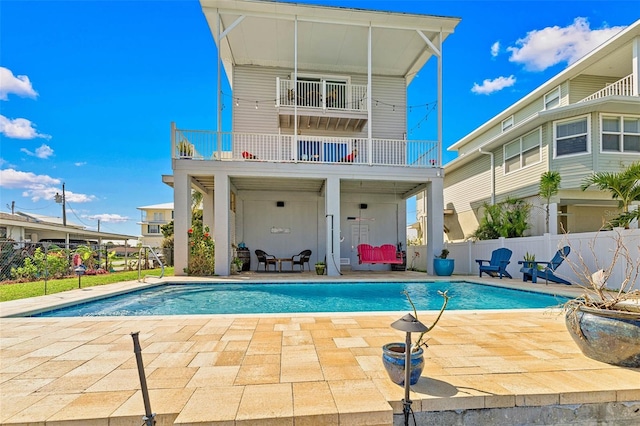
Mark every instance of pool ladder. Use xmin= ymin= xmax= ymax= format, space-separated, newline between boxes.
xmin=137 ymin=245 xmax=164 ymax=282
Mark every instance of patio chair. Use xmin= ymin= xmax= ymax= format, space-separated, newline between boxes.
xmin=475 ymin=247 xmax=513 ymax=279
xmin=255 ymin=249 xmax=277 ymax=272
xmin=292 ymin=249 xmax=312 ymax=271
xmin=519 ymin=246 xmax=571 ymax=285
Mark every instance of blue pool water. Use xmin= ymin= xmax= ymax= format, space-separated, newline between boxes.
xmin=35 ymin=281 xmax=569 ymax=317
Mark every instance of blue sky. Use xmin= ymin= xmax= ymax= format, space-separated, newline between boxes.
xmin=1 ymin=0 xmax=637 ymax=238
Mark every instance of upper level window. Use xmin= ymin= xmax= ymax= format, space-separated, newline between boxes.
xmin=544 ymin=87 xmax=560 ymax=110
xmin=502 ymin=116 xmax=514 ymax=132
xmin=504 ymin=128 xmax=541 ymax=174
xmin=148 ymin=225 xmax=161 ymax=234
xmin=602 ymin=115 xmax=640 ymax=153
xmin=554 ymin=116 xmax=590 ymax=157
xmin=153 ymin=212 xmax=163 ymax=221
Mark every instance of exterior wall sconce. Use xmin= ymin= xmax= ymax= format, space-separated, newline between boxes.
xmin=276 ymin=201 xmax=285 ymax=207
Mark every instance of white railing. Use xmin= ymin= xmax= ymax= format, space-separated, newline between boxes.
xmin=407 ymin=228 xmax=640 ymax=291
xmin=276 ymin=78 xmax=368 ymax=112
xmin=579 ymin=74 xmax=635 ymax=103
xmin=172 ymin=127 xmax=439 ymax=167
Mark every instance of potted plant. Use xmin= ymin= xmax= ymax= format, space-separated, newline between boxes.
xmin=562 ymin=230 xmax=640 ymax=367
xmin=433 ymin=249 xmax=454 ymax=276
xmin=230 ymin=257 xmax=243 ymax=274
xmin=315 ymin=261 xmax=326 ymax=275
xmin=382 ymin=290 xmax=450 ymax=386
xmin=177 ymin=140 xmax=194 ymax=158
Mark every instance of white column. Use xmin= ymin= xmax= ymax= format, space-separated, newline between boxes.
xmin=632 ymin=36 xmax=639 ymax=96
xmin=426 ymin=178 xmax=444 ymax=275
xmin=325 ymin=177 xmax=341 ymax=276
xmin=548 ymin=202 xmax=558 ymax=234
xmin=173 ymin=171 xmax=191 ymax=276
xmin=213 ymin=173 xmax=230 ymax=276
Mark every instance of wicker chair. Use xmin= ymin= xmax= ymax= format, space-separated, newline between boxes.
xmin=292 ymin=249 xmax=312 ymax=271
xmin=255 ymin=249 xmax=277 ymax=272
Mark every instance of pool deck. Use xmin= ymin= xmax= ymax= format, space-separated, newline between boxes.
xmin=1 ymin=272 xmax=638 ymax=425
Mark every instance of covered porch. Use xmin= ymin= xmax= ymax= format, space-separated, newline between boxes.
xmin=164 ymin=162 xmax=444 ymax=277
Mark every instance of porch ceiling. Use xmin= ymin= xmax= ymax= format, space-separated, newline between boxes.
xmin=201 ymin=0 xmax=460 ymax=86
xmin=191 ymin=175 xmax=425 ymax=198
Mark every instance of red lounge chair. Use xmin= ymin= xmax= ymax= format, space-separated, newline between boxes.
xmin=357 ymin=243 xmax=402 ymax=264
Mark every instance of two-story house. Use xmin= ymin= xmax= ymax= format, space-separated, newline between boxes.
xmin=165 ymin=0 xmax=460 ymax=276
xmin=137 ymin=203 xmax=174 ymax=248
xmin=439 ymin=19 xmax=639 ymax=241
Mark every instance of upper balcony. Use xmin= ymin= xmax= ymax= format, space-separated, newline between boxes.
xmin=276 ymin=79 xmax=368 ymax=132
xmin=578 ymin=74 xmax=637 ymax=103
xmin=171 ymin=125 xmax=439 ymax=168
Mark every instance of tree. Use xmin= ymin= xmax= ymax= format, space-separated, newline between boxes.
xmin=581 ymin=162 xmax=640 ymax=228
xmin=470 ymin=197 xmax=531 ymax=240
xmin=539 ymin=171 xmax=561 ymax=233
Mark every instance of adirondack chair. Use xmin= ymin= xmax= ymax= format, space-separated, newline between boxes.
xmin=519 ymin=246 xmax=571 ymax=285
xmin=475 ymin=248 xmax=513 ymax=279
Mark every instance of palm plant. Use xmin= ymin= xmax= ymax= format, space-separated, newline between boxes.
xmin=539 ymin=171 xmax=561 ymax=233
xmin=580 ymin=162 xmax=640 ymax=228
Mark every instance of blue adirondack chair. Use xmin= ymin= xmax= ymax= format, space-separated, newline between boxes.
xmin=476 ymin=248 xmax=513 ymax=279
xmin=519 ymin=246 xmax=571 ymax=285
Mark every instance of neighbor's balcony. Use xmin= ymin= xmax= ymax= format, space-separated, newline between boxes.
xmin=172 ymin=126 xmax=440 ymax=168
xmin=579 ymin=74 xmax=637 ymax=103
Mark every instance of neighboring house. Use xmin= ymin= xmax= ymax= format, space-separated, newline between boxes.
xmin=0 ymin=212 xmax=136 ymax=245
xmin=137 ymin=202 xmax=174 ymax=248
xmin=437 ymin=19 xmax=640 ymax=242
xmin=164 ymin=0 xmax=460 ymax=276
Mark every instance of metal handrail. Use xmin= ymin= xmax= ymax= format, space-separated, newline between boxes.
xmin=137 ymin=245 xmax=164 ymax=282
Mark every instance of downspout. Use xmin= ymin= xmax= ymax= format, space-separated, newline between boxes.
xmin=478 ymin=149 xmax=495 ymax=205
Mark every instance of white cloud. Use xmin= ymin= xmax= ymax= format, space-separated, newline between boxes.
xmin=491 ymin=41 xmax=500 ymax=58
xmin=74 ymin=162 xmax=87 ymax=167
xmin=0 ymin=115 xmax=51 ymax=140
xmin=0 ymin=168 xmax=95 ymax=202
xmin=471 ymin=75 xmax=516 ymax=95
xmin=87 ymin=213 xmax=130 ymax=223
xmin=0 ymin=67 xmax=38 ymax=100
xmin=20 ymin=144 xmax=55 ymax=159
xmin=507 ymin=17 xmax=626 ymax=71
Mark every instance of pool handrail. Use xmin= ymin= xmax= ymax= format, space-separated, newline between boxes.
xmin=137 ymin=245 xmax=164 ymax=282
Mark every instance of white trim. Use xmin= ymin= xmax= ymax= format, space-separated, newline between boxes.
xmin=599 ymin=113 xmax=640 ymax=154
xmin=553 ymin=114 xmax=591 ymax=159
xmin=503 ymin=127 xmax=542 ymax=175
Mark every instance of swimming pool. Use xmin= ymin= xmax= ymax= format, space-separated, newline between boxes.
xmin=35 ymin=281 xmax=569 ymax=317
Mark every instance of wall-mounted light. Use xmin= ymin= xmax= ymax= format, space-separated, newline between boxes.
xmin=276 ymin=201 xmax=285 ymax=207
xmin=359 ymin=203 xmax=368 ymax=209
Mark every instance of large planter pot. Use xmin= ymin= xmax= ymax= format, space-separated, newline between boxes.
xmin=381 ymin=342 xmax=424 ymax=386
xmin=315 ymin=265 xmax=325 ymax=275
xmin=433 ymin=258 xmax=454 ymax=276
xmin=565 ymin=305 xmax=640 ymax=368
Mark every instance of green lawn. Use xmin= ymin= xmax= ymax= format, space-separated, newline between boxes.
xmin=0 ymin=267 xmax=174 ymax=302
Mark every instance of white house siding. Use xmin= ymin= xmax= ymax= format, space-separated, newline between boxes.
xmin=232 ymin=66 xmax=406 ymax=139
xmin=568 ymin=75 xmax=618 ymax=103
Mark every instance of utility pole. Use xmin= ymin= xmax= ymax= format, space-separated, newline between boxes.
xmin=55 ymin=183 xmax=67 ymax=226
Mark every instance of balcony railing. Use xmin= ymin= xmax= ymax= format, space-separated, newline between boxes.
xmin=579 ymin=74 xmax=635 ymax=103
xmin=172 ymin=127 xmax=439 ymax=168
xmin=276 ymin=78 xmax=368 ymax=112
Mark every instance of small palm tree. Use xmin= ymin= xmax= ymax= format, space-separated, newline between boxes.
xmin=539 ymin=171 xmax=561 ymax=233
xmin=581 ymin=162 xmax=640 ymax=228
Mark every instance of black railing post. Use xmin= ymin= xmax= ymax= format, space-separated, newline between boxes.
xmin=131 ymin=332 xmax=155 ymax=426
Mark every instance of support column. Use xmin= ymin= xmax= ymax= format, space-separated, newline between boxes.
xmin=325 ymin=177 xmax=341 ymax=276
xmin=548 ymin=202 xmax=558 ymax=234
xmin=173 ymin=171 xmax=191 ymax=276
xmin=213 ymin=173 xmax=231 ymax=276
xmin=632 ymin=36 xmax=639 ymax=96
xmin=426 ymin=178 xmax=444 ymax=275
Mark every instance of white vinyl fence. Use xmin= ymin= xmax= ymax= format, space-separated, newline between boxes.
xmin=407 ymin=229 xmax=640 ymax=291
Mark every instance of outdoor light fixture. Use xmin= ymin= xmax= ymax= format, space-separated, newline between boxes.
xmin=276 ymin=201 xmax=285 ymax=207
xmin=391 ymin=313 xmax=428 ymax=426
